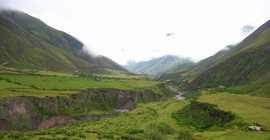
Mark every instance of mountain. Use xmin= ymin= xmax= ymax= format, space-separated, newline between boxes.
xmin=0 ymin=10 xmax=128 ymax=74
xmin=159 ymin=19 xmax=270 ymax=92
xmin=123 ymin=55 xmax=194 ymax=77
xmin=157 ymin=45 xmax=235 ymax=82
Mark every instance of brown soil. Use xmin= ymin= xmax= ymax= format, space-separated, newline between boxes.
xmin=38 ymin=114 xmax=116 ymax=130
xmin=38 ymin=116 xmax=80 ymax=129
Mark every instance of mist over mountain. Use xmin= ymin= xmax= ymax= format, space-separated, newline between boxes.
xmin=0 ymin=10 xmax=128 ymax=74
xmin=159 ymin=19 xmax=270 ymax=97
xmin=123 ymin=55 xmax=194 ymax=77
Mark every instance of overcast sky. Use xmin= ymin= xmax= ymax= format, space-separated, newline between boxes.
xmin=1 ymin=0 xmax=270 ymax=64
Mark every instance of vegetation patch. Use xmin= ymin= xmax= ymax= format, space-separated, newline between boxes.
xmin=173 ymin=101 xmax=235 ymax=130
xmin=198 ymin=93 xmax=270 ymax=127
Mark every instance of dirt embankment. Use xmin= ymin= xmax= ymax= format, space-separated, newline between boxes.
xmin=0 ymin=88 xmax=163 ymax=131
xmin=37 ymin=114 xmax=116 ymax=130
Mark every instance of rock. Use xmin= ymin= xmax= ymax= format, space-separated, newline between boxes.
xmin=249 ymin=126 xmax=262 ymax=131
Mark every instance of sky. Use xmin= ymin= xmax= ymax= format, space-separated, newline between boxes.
xmin=0 ymin=0 xmax=270 ymax=65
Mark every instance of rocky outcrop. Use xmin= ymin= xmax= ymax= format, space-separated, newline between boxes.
xmin=0 ymin=88 xmax=163 ymax=131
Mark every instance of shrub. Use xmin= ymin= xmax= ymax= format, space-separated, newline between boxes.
xmin=121 ymin=135 xmax=143 ymax=140
xmin=13 ymin=81 xmax=21 ymax=85
xmin=173 ymin=101 xmax=235 ymax=130
xmin=125 ymin=129 xmax=144 ymax=135
xmin=31 ymin=85 xmax=39 ymax=89
xmin=147 ymin=122 xmax=174 ymax=134
xmin=176 ymin=130 xmax=196 ymax=140
xmin=143 ymin=130 xmax=165 ymax=140
xmin=78 ymin=133 xmax=86 ymax=138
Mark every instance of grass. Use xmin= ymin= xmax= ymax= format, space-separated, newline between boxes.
xmin=0 ymin=66 xmax=161 ymax=98
xmin=0 ymin=74 xmax=158 ymax=90
xmin=33 ymin=71 xmax=77 ymax=77
xmin=198 ymin=92 xmax=270 ymax=127
xmin=217 ymin=82 xmax=270 ymax=98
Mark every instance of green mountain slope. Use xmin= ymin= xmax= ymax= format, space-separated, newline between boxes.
xmin=0 ymin=10 xmax=128 ymax=73
xmin=159 ymin=19 xmax=270 ymax=94
xmin=187 ymin=19 xmax=270 ymax=90
xmin=124 ymin=55 xmax=194 ymax=77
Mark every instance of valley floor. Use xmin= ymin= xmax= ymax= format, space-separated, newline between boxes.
xmin=1 ymin=96 xmax=270 ymax=140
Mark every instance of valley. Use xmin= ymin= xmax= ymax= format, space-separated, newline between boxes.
xmin=0 ymin=10 xmax=270 ymax=140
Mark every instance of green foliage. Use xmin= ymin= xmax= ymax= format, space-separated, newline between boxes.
xmin=198 ymin=93 xmax=270 ymax=127
xmin=216 ymin=82 xmax=270 ymax=98
xmin=147 ymin=122 xmax=175 ymax=134
xmin=143 ymin=129 xmax=165 ymax=140
xmin=176 ymin=130 xmax=196 ymax=140
xmin=78 ymin=132 xmax=86 ymax=138
xmin=33 ymin=103 xmax=56 ymax=121
xmin=173 ymin=101 xmax=235 ymax=130
xmin=125 ymin=129 xmax=144 ymax=135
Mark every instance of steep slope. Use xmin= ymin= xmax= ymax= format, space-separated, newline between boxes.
xmin=187 ymin=20 xmax=270 ymax=89
xmin=124 ymin=55 xmax=193 ymax=77
xmin=0 ymin=10 xmax=128 ymax=73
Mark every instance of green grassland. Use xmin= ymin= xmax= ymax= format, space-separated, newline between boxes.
xmin=0 ymin=66 xmax=159 ymax=98
xmin=198 ymin=92 xmax=270 ymax=127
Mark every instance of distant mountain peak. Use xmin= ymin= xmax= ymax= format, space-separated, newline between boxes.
xmin=124 ymin=55 xmax=194 ymax=77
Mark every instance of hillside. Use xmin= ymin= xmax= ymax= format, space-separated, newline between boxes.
xmin=187 ymin=19 xmax=270 ymax=90
xmin=124 ymin=55 xmax=194 ymax=77
xmin=159 ymin=19 xmax=270 ymax=93
xmin=0 ymin=10 xmax=128 ymax=74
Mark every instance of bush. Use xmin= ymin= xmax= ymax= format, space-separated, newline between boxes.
xmin=78 ymin=133 xmax=86 ymax=138
xmin=61 ymin=137 xmax=69 ymax=140
xmin=8 ymin=132 xmax=24 ymax=139
xmin=66 ymin=131 xmax=76 ymax=136
xmin=176 ymin=130 xmax=196 ymax=140
xmin=156 ymin=122 xmax=175 ymax=134
xmin=147 ymin=122 xmax=175 ymax=134
xmin=121 ymin=135 xmax=143 ymax=140
xmin=173 ymin=101 xmax=235 ymax=130
xmin=125 ymin=129 xmax=144 ymax=135
xmin=5 ymin=79 xmax=11 ymax=82
xmin=31 ymin=85 xmax=39 ymax=89
xmin=143 ymin=130 xmax=165 ymax=140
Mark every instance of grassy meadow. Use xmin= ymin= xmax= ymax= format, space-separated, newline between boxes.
xmin=0 ymin=66 xmax=159 ymax=98
xmin=198 ymin=92 xmax=270 ymax=127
